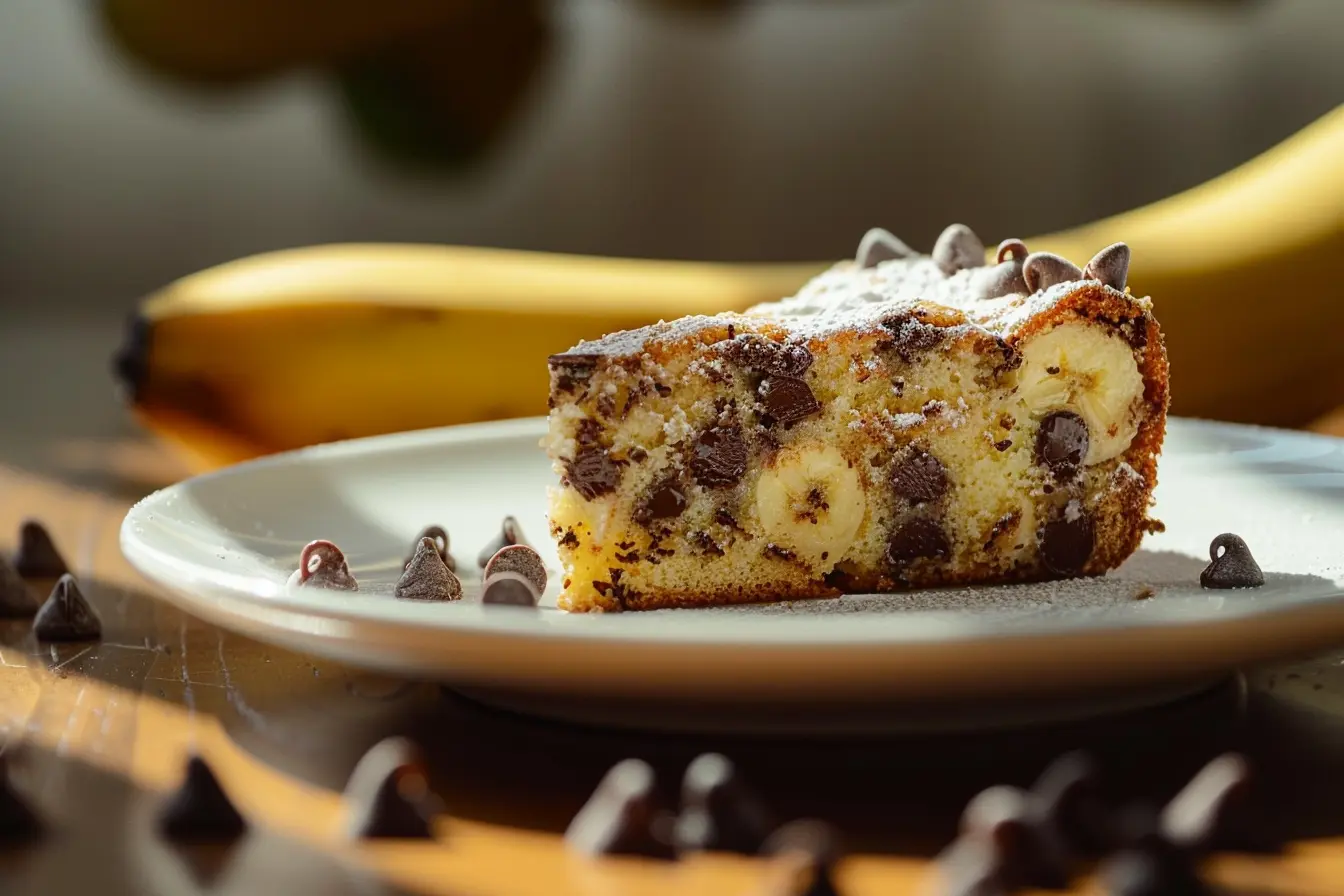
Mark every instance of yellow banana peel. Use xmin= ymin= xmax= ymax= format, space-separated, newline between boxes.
xmin=120 ymin=105 xmax=1344 ymax=472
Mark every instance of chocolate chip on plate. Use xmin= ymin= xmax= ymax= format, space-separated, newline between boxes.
xmin=296 ymin=540 xmax=359 ymax=591
xmin=13 ymin=520 xmax=68 ymax=579
xmin=855 ymin=227 xmax=915 ymax=268
xmin=476 ymin=516 xmax=530 ymax=569
xmin=1035 ymin=411 xmax=1090 ymax=477
xmin=1084 ymin=242 xmax=1131 ymax=292
xmin=395 ymin=538 xmax=463 ymax=602
xmin=932 ymin=223 xmax=985 ymax=276
xmin=565 ymin=758 xmax=674 ymax=859
xmin=344 ymin=737 xmax=441 ymax=840
xmin=0 ymin=554 xmax=39 ymax=619
xmin=886 ymin=518 xmax=950 ymax=566
xmin=404 ymin=525 xmax=454 ymax=573
xmin=1023 ymin=252 xmax=1084 ymax=293
xmin=1039 ymin=504 xmax=1095 ymax=577
xmin=672 ymin=753 xmax=774 ymax=855
xmin=1199 ymin=534 xmax=1264 ymax=589
xmin=483 ymin=544 xmax=547 ymax=596
xmin=565 ymin=444 xmax=624 ymax=501
xmin=158 ymin=756 xmax=247 ymax=843
xmin=891 ymin=449 xmax=949 ymax=504
xmin=33 ymin=574 xmax=102 ymax=642
xmin=0 ymin=753 xmax=43 ymax=845
xmin=759 ymin=819 xmax=845 ymax=896
xmin=759 ymin=376 xmax=821 ymax=426
xmin=481 ymin=571 xmax=540 ymax=608
xmin=692 ymin=425 xmax=748 ymax=489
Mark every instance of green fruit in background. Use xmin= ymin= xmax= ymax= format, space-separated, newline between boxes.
xmin=332 ymin=2 xmax=551 ymax=173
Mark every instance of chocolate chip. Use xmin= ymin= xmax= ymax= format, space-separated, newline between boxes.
xmin=0 ymin=554 xmax=38 ymax=619
xmin=855 ymin=227 xmax=915 ymax=268
xmin=880 ymin=313 xmax=945 ymax=361
xmin=1032 ymin=751 xmax=1112 ymax=858
xmin=891 ymin=449 xmax=949 ymax=503
xmin=722 ymin=335 xmax=813 ymax=378
xmin=481 ymin=571 xmax=540 ymax=607
xmin=0 ymin=754 xmax=43 ymax=845
xmin=1200 ymin=534 xmax=1264 ymax=589
xmin=565 ymin=444 xmax=623 ymax=501
xmin=932 ymin=223 xmax=985 ymax=275
xmin=33 ymin=574 xmax=101 ymax=641
xmin=1084 ymin=242 xmax=1131 ymax=292
xmin=997 ymin=239 xmax=1029 ymax=263
xmin=1035 ymin=411 xmax=1089 ymax=477
xmin=395 ymin=538 xmax=463 ymax=601
xmin=566 ymin=759 xmax=674 ymax=859
xmin=549 ymin=352 xmax=601 ymax=395
xmin=972 ymin=260 xmax=1029 ymax=300
xmin=673 ymin=753 xmax=774 ymax=855
xmin=1099 ymin=847 xmax=1210 ymax=896
xmin=297 ymin=540 xmax=358 ymax=591
xmin=1023 ymin=252 xmax=1084 ymax=293
xmin=759 ymin=819 xmax=844 ymax=896
xmin=477 ymin=516 xmax=529 ymax=568
xmin=692 ymin=425 xmax=748 ymax=488
xmin=404 ymin=525 xmax=454 ymax=573
xmin=692 ymin=531 xmax=725 ymax=557
xmin=158 ymin=756 xmax=247 ymax=843
xmin=344 ymin=737 xmax=441 ymax=840
xmin=886 ymin=518 xmax=950 ymax=566
xmin=636 ymin=478 xmax=688 ymax=525
xmin=1039 ymin=506 xmax=1094 ymax=576
xmin=13 ymin=520 xmax=67 ymax=579
xmin=759 ymin=376 xmax=821 ymax=426
xmin=930 ymin=836 xmax=1012 ymax=896
xmin=958 ymin=785 xmax=1071 ymax=890
xmin=1162 ymin=753 xmax=1272 ymax=854
xmin=483 ymin=544 xmax=547 ymax=596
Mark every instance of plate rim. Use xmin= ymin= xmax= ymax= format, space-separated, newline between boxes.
xmin=120 ymin=416 xmax=1344 ymax=652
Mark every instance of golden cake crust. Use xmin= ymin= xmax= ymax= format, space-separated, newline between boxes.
xmin=546 ymin=231 xmax=1169 ymax=612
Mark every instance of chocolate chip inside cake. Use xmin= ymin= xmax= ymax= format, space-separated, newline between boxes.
xmin=545 ymin=225 xmax=1168 ymax=611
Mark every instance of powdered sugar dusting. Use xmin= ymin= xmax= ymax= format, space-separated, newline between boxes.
xmin=638 ymin=549 xmax=1223 ymax=618
xmin=552 ymin=248 xmax=1145 ymax=360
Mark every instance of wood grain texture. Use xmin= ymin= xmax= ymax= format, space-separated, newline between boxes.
xmin=5 ymin=315 xmax=1344 ymax=893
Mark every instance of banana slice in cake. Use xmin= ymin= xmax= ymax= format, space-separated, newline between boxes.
xmin=1015 ymin=322 xmax=1146 ymax=465
xmin=755 ymin=444 xmax=866 ymax=570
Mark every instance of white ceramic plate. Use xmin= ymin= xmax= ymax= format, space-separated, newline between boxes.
xmin=122 ymin=418 xmax=1344 ymax=732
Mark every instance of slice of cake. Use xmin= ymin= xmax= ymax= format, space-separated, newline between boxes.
xmin=544 ymin=225 xmax=1168 ymax=611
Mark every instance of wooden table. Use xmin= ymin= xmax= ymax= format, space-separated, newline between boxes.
xmin=6 ymin=312 xmax=1344 ymax=895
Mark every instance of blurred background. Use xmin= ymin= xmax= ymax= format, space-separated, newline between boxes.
xmin=3 ymin=0 xmax=1343 ymax=310
xmin=1 ymin=0 xmax=1343 ymax=480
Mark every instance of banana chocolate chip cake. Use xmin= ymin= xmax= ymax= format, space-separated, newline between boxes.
xmin=545 ymin=225 xmax=1168 ymax=612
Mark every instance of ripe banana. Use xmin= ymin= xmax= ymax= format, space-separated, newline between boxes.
xmin=120 ymin=105 xmax=1344 ymax=471
xmin=754 ymin=444 xmax=866 ymax=569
